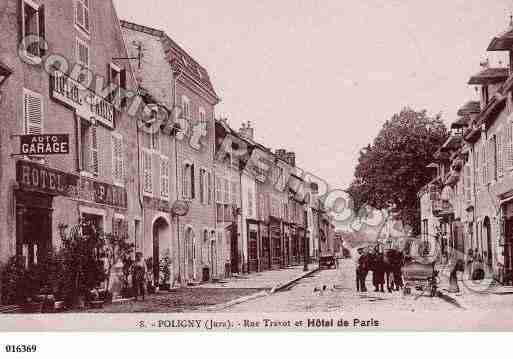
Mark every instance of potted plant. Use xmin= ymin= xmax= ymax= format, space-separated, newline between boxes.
xmin=159 ymin=252 xmax=172 ymax=291
xmin=145 ymin=257 xmax=156 ymax=294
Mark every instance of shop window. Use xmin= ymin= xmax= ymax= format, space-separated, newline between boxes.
xmin=23 ymin=88 xmax=43 ymax=134
xmin=80 ymin=120 xmax=99 ymax=176
xmin=21 ymin=0 xmax=45 ymax=58
xmin=249 ymin=230 xmax=258 ymax=261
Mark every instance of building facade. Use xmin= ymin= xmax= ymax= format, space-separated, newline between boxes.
xmin=0 ymin=0 xmax=143 ymax=298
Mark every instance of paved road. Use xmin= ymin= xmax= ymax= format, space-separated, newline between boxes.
xmin=223 ymin=259 xmax=463 ymax=313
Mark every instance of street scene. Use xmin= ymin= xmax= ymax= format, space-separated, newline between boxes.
xmin=2 ymin=0 xmax=513 ymax=333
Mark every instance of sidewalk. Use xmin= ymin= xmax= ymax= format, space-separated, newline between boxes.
xmin=199 ymin=265 xmax=319 ymax=290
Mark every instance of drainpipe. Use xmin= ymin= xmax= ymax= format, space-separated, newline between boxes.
xmin=171 ymin=66 xmax=182 ymax=284
xmin=136 ymin=119 xmax=144 ymax=257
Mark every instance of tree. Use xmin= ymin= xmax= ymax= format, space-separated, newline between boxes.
xmin=348 ymin=107 xmax=447 ymax=234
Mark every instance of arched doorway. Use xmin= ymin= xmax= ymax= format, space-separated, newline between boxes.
xmin=483 ymin=217 xmax=493 ymax=271
xmin=153 ymin=217 xmax=170 ymax=287
xmin=185 ymin=227 xmax=196 ymax=282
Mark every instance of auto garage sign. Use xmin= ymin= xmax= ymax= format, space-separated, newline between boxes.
xmin=19 ymin=134 xmax=70 ymax=155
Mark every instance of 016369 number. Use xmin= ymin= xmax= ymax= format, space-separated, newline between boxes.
xmin=5 ymin=345 xmax=37 ymax=353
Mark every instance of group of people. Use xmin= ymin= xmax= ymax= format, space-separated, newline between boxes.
xmin=355 ymin=246 xmax=405 ymax=293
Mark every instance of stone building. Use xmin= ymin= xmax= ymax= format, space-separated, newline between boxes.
xmin=120 ymin=20 xmax=220 ymax=286
xmin=0 ymin=0 xmax=142 ymax=297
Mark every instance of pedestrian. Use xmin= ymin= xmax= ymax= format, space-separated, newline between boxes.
xmin=132 ymin=252 xmax=146 ymax=301
xmin=356 ymin=248 xmax=369 ymax=292
xmin=371 ymin=251 xmax=385 ymax=292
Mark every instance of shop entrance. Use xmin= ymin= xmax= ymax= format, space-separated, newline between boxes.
xmin=15 ymin=191 xmax=53 ymax=268
xmin=153 ymin=217 xmax=170 ymax=286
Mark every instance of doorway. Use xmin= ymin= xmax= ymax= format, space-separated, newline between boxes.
xmin=16 ymin=191 xmax=53 ymax=268
xmin=185 ymin=227 xmax=196 ymax=282
xmin=152 ymin=217 xmax=170 ymax=286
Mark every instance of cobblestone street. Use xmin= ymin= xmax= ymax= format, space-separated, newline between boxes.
xmin=223 ymin=259 xmax=513 ymax=313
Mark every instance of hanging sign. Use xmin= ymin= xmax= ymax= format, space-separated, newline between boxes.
xmin=19 ymin=134 xmax=70 ymax=155
xmin=171 ymin=200 xmax=190 ymax=217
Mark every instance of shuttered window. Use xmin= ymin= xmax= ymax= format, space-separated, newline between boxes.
xmin=489 ymin=137 xmax=497 ymax=182
xmin=23 ymin=88 xmax=43 ymax=134
xmin=199 ymin=168 xmax=206 ymax=204
xmin=142 ymin=150 xmax=152 ymax=194
xmin=207 ymin=172 xmax=213 ymax=205
xmin=183 ymin=163 xmax=195 ymax=199
xmin=112 ymin=134 xmax=123 ymax=184
xmin=76 ymin=37 xmax=89 ymax=67
xmin=90 ymin=124 xmax=99 ymax=176
xmin=231 ymin=181 xmax=239 ymax=206
xmin=75 ymin=0 xmax=90 ymax=33
xmin=160 ymin=157 xmax=170 ymax=199
xmin=482 ymin=142 xmax=487 ymax=186
xmin=215 ymin=175 xmax=222 ymax=203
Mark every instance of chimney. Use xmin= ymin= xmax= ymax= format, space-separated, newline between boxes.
xmin=238 ymin=121 xmax=254 ymax=140
xmin=276 ymin=149 xmax=287 ymax=161
xmin=286 ymin=152 xmax=296 ymax=167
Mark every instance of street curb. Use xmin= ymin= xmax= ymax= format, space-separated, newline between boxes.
xmin=270 ymin=266 xmax=320 ymax=294
xmin=207 ymin=290 xmax=269 ymax=311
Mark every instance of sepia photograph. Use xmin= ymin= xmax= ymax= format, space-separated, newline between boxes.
xmin=1 ymin=0 xmax=513 ymax=334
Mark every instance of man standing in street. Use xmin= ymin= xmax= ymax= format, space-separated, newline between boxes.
xmin=132 ymin=252 xmax=146 ymax=301
xmin=356 ymin=248 xmax=369 ymax=292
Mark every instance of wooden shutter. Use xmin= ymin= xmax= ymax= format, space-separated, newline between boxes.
xmin=90 ymin=124 xmax=99 ymax=176
xmin=112 ymin=135 xmax=123 ymax=182
xmin=482 ymin=142 xmax=487 ymax=185
xmin=160 ymin=158 xmax=169 ymax=199
xmin=143 ymin=151 xmax=152 ymax=193
xmin=38 ymin=5 xmax=45 ymax=56
xmin=23 ymin=89 xmax=43 ymax=134
xmin=76 ymin=0 xmax=84 ymax=28
xmin=83 ymin=0 xmax=90 ymax=32
xmin=120 ymin=69 xmax=127 ymax=108
xmin=507 ymin=123 xmax=513 ymax=170
xmin=190 ymin=164 xmax=195 ymax=199
xmin=497 ymin=133 xmax=503 ymax=177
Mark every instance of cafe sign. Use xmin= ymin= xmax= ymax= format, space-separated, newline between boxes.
xmin=19 ymin=134 xmax=69 ymax=155
xmin=16 ymin=160 xmax=127 ymax=209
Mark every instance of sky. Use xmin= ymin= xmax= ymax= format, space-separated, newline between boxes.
xmin=113 ymin=0 xmax=513 ymax=191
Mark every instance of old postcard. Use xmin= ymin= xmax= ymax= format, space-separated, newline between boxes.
xmin=1 ymin=0 xmax=513 ymax=333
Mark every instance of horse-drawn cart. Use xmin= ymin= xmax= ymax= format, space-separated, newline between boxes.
xmin=402 ymin=259 xmax=439 ymax=297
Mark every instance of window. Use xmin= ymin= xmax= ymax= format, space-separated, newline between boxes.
xmin=21 ymin=0 xmax=45 ymax=58
xmin=76 ymin=37 xmax=90 ymax=68
xmin=199 ymin=168 xmax=206 ymax=204
xmin=112 ymin=134 xmax=124 ymax=184
xmin=248 ymin=189 xmax=254 ymax=217
xmin=207 ymin=172 xmax=213 ymax=205
xmin=160 ymin=157 xmax=170 ymax=199
xmin=23 ymin=88 xmax=43 ymax=134
xmin=150 ymin=129 xmax=160 ymax=152
xmin=223 ymin=179 xmax=230 ymax=204
xmin=142 ymin=150 xmax=152 ymax=194
xmin=506 ymin=123 xmax=513 ymax=170
xmin=498 ymin=132 xmax=504 ymax=178
xmin=182 ymin=163 xmax=195 ymax=199
xmin=107 ymin=63 xmax=126 ymax=107
xmin=75 ymin=0 xmax=90 ymax=33
xmin=231 ymin=181 xmax=239 ymax=207
xmin=199 ymin=107 xmax=206 ymax=125
xmin=181 ymin=96 xmax=190 ymax=120
xmin=464 ymin=165 xmax=471 ymax=202
xmin=80 ymin=119 xmax=99 ymax=176
xmin=482 ymin=142 xmax=487 ymax=186
xmin=489 ymin=136 xmax=497 ymax=182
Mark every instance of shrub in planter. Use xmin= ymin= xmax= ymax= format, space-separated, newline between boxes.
xmin=159 ymin=252 xmax=172 ymax=290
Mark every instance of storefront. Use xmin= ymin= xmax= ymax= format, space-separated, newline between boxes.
xmin=259 ymin=223 xmax=270 ymax=271
xmin=270 ymin=217 xmax=281 ymax=269
xmin=15 ymin=160 xmax=128 ymax=267
xmin=502 ymin=201 xmax=513 ymax=284
xmin=247 ymin=220 xmax=259 ymax=273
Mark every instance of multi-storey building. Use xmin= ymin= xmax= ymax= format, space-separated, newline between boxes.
xmin=120 ymin=20 xmax=220 ymax=286
xmin=420 ymin=19 xmax=513 ymax=284
xmin=0 ymin=0 xmax=142 ymax=298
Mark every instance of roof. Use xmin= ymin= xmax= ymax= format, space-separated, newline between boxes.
xmin=451 ymin=117 xmax=470 ymax=129
xmin=457 ymin=101 xmax=480 ymax=117
xmin=120 ymin=20 xmax=219 ymax=101
xmin=468 ymin=67 xmax=508 ymax=85
xmin=487 ymin=22 xmax=513 ymax=51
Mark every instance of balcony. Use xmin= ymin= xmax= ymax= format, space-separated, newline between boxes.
xmin=51 ymin=71 xmax=115 ymax=128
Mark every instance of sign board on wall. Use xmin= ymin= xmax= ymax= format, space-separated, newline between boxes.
xmin=16 ymin=160 xmax=128 ymax=209
xmin=19 ymin=134 xmax=70 ymax=155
